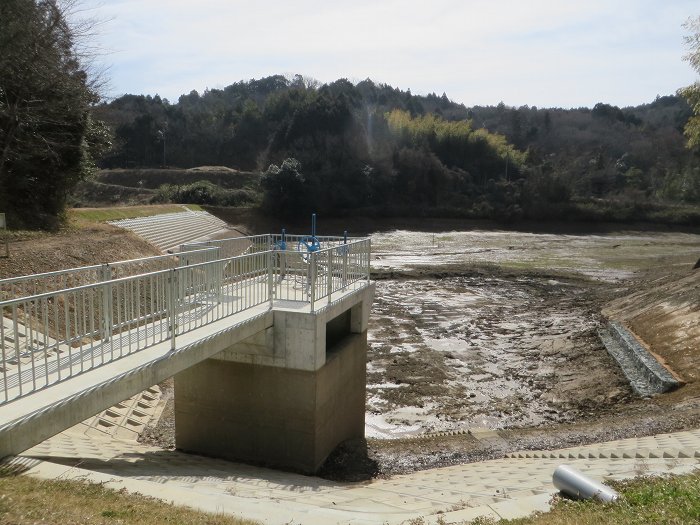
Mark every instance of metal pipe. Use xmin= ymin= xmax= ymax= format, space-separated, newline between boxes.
xmin=552 ymin=465 xmax=619 ymax=502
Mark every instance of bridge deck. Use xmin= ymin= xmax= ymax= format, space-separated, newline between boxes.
xmin=0 ymin=275 xmax=366 ymax=432
xmin=0 ymin=233 xmax=371 ymax=458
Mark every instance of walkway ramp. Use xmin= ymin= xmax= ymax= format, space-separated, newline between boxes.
xmin=0 ymin=234 xmax=372 ymax=460
xmin=108 ymin=210 xmax=231 ymax=252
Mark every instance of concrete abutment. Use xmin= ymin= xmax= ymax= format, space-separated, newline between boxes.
xmin=174 ymin=285 xmax=374 ymax=474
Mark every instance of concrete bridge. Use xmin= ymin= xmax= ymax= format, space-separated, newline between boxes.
xmin=0 ymin=233 xmax=374 ymax=473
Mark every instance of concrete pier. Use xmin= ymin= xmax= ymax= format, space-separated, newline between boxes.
xmin=174 ymin=285 xmax=374 ymax=473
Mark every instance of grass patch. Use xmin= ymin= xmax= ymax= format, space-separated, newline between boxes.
xmin=69 ymin=205 xmax=191 ymax=224
xmin=0 ymin=468 xmax=259 ymax=525
xmin=470 ymin=471 xmax=700 ymax=524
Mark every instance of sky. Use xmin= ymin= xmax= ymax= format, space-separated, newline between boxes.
xmin=77 ymin=0 xmax=699 ymax=109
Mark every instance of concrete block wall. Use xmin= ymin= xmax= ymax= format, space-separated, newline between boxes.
xmin=599 ymin=321 xmax=681 ymax=396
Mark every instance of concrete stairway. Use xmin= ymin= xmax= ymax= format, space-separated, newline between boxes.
xmin=109 ymin=210 xmax=230 ymax=252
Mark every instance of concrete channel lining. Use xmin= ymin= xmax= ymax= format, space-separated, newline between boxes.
xmin=599 ymin=320 xmax=681 ymax=396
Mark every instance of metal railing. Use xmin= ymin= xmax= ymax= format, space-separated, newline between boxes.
xmin=275 ymin=238 xmax=371 ymax=310
xmin=0 ymin=234 xmax=370 ymax=405
xmin=180 ymin=233 xmax=353 ymax=259
xmin=180 ymin=234 xmax=272 ymax=259
xmin=0 ymin=248 xmax=221 ymax=302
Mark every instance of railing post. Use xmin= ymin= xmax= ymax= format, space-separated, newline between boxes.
xmin=100 ymin=264 xmax=113 ymax=342
xmin=212 ymin=246 xmax=223 ymax=304
xmin=367 ymin=239 xmax=371 ymax=283
xmin=342 ymin=247 xmax=348 ymax=289
xmin=267 ymin=250 xmax=274 ymax=306
xmin=342 ymin=230 xmax=348 ymax=289
xmin=310 ymin=252 xmax=316 ymax=313
xmin=168 ymin=268 xmax=177 ymax=350
xmin=280 ymin=249 xmax=287 ymax=283
xmin=327 ymin=249 xmax=333 ymax=304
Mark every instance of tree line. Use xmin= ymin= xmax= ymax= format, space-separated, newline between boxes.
xmin=99 ymin=74 xmax=700 ymax=222
xmin=2 ymin=1 xmax=700 ymax=228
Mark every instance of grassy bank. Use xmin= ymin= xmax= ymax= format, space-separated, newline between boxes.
xmin=69 ymin=204 xmax=202 ymax=224
xmin=476 ymin=471 xmax=700 ymax=525
xmin=0 ymin=467 xmax=258 ymax=525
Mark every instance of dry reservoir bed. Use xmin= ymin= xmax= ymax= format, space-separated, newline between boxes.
xmin=365 ymin=228 xmax=700 ymax=439
xmin=366 ymin=275 xmax=631 ymax=437
xmin=138 ymin=226 xmax=700 ymax=477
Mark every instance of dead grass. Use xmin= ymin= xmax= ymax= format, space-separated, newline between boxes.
xmin=0 ymin=468 xmax=259 ymax=525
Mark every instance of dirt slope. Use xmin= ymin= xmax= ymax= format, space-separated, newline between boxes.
xmin=604 ymin=266 xmax=700 ymax=399
xmin=0 ymin=223 xmax=160 ymax=279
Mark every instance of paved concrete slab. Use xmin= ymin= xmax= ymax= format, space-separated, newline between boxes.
xmin=12 ymin=426 xmax=700 ymax=525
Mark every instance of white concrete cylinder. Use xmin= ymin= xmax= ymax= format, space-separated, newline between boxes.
xmin=552 ymin=465 xmax=619 ymax=502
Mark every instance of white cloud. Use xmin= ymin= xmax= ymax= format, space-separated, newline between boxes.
xmin=78 ymin=0 xmax=699 ymax=107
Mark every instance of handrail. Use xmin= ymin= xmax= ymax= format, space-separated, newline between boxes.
xmin=0 ymin=247 xmax=221 ymax=302
xmin=0 ymin=234 xmax=371 ymax=405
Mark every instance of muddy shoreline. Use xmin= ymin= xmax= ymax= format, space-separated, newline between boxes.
xmin=140 ymin=227 xmax=700 ymax=481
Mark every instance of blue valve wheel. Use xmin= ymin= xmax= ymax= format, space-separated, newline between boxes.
xmin=298 ymin=236 xmax=320 ymax=261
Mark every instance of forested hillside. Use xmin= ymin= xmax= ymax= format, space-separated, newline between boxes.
xmin=96 ymin=75 xmax=700 ymax=223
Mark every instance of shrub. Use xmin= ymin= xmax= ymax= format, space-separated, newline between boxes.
xmin=154 ymin=181 xmax=257 ymax=206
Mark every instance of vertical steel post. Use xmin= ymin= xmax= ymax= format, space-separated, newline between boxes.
xmin=310 ymin=251 xmax=316 ymax=312
xmin=100 ymin=264 xmax=113 ymax=343
xmin=168 ymin=269 xmax=177 ymax=350
xmin=213 ymin=247 xmax=223 ymax=304
xmin=342 ymin=231 xmax=348 ymax=288
xmin=267 ymin=250 xmax=274 ymax=306
xmin=12 ymin=305 xmax=22 ymax=396
xmin=367 ymin=239 xmax=371 ymax=283
xmin=327 ymin=249 xmax=333 ymax=304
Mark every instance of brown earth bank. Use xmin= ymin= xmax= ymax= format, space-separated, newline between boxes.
xmin=96 ymin=167 xmax=256 ymax=190
xmin=1 ymin=211 xmax=699 ymax=482
xmin=604 ymin=268 xmax=700 ymax=400
xmin=0 ymin=222 xmax=160 ymax=279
